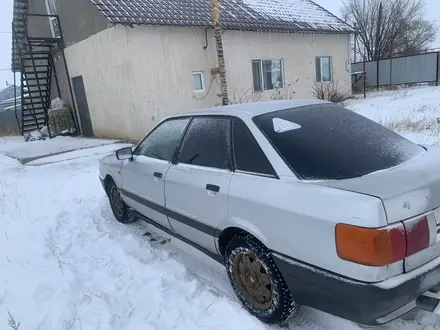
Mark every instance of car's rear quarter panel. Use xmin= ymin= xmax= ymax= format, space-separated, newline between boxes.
xmin=224 ymin=173 xmax=404 ymax=282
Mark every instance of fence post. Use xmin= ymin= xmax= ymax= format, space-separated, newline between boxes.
xmin=390 ymin=56 xmax=393 ymax=86
xmin=376 ymin=59 xmax=380 ymax=91
xmin=363 ymin=57 xmax=367 ymax=99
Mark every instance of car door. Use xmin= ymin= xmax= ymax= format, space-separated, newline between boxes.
xmin=120 ymin=117 xmax=191 ymax=230
xmin=164 ymin=116 xmax=233 ymax=252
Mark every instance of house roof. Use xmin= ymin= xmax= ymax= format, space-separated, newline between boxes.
xmin=11 ymin=0 xmax=352 ymax=70
xmin=91 ymin=0 xmax=354 ymax=34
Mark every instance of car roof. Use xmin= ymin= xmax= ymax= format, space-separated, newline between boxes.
xmin=169 ymin=99 xmax=331 ymax=120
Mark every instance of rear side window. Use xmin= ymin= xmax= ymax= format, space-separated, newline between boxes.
xmin=134 ymin=118 xmax=190 ymax=162
xmin=233 ymin=118 xmax=276 ymax=177
xmin=253 ymin=103 xmax=423 ymax=180
xmin=178 ymin=116 xmax=231 ymax=170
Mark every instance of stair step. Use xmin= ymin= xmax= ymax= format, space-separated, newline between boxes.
xmin=22 ymin=123 xmax=46 ymax=129
xmin=22 ymin=110 xmax=46 ymax=114
xmin=22 ymin=101 xmax=46 ymax=106
xmin=22 ymin=51 xmax=51 ymax=55
xmin=22 ymin=99 xmax=46 ymax=104
xmin=23 ymin=118 xmax=46 ymax=124
xmin=22 ymin=102 xmax=46 ymax=108
xmin=23 ymin=112 xmax=46 ymax=117
xmin=22 ymin=107 xmax=46 ymax=112
xmin=23 ymin=64 xmax=49 ymax=68
xmin=23 ymin=68 xmax=50 ymax=72
xmin=25 ymin=91 xmax=49 ymax=96
xmin=23 ymin=83 xmax=49 ymax=88
xmin=23 ymin=112 xmax=46 ymax=118
xmin=23 ymin=74 xmax=50 ymax=79
xmin=23 ymin=117 xmax=47 ymax=124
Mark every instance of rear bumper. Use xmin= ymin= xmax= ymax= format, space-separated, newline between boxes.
xmin=272 ymin=252 xmax=440 ymax=325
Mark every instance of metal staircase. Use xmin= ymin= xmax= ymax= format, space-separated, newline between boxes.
xmin=20 ymin=50 xmax=53 ymax=134
xmin=12 ymin=8 xmax=77 ymax=138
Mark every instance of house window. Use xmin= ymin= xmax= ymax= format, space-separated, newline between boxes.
xmin=192 ymin=72 xmax=205 ymax=92
xmin=316 ymin=56 xmax=333 ymax=82
xmin=252 ymin=59 xmax=283 ymax=92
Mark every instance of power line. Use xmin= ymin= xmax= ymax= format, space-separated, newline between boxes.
xmin=0 ymin=31 xmax=12 ymax=34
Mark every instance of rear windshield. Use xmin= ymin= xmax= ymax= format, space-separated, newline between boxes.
xmin=253 ymin=103 xmax=423 ymax=180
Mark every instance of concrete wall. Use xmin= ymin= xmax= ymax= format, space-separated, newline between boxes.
xmin=26 ymin=0 xmax=108 ymax=46
xmin=26 ymin=0 xmax=52 ymax=38
xmin=64 ymin=25 xmax=351 ymax=140
xmin=55 ymin=0 xmax=109 ymax=47
xmin=65 ymin=26 xmax=220 ymax=139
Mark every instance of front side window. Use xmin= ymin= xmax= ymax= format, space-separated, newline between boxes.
xmin=134 ymin=118 xmax=190 ymax=162
xmin=192 ymin=72 xmax=205 ymax=92
xmin=252 ymin=59 xmax=283 ymax=91
xmin=316 ymin=56 xmax=332 ymax=82
xmin=178 ymin=117 xmax=231 ymax=170
xmin=253 ymin=104 xmax=423 ymax=180
xmin=233 ymin=117 xmax=276 ymax=177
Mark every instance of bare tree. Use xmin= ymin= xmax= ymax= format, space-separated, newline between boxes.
xmin=343 ymin=0 xmax=436 ymax=60
xmin=212 ymin=0 xmax=229 ymax=105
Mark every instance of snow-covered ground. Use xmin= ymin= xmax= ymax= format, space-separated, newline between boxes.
xmin=346 ymin=86 xmax=440 ymax=146
xmin=2 ymin=87 xmax=440 ymax=329
xmin=0 ymin=135 xmax=118 ymax=163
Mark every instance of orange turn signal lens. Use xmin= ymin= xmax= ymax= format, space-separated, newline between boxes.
xmin=335 ymin=223 xmax=406 ymax=266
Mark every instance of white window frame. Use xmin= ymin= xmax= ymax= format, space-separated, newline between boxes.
xmin=252 ymin=59 xmax=284 ymax=92
xmin=44 ymin=0 xmax=60 ymax=38
xmin=316 ymin=56 xmax=333 ymax=83
xmin=192 ymin=71 xmax=206 ymax=93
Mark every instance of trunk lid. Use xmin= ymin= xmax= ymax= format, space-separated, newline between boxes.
xmin=319 ymin=146 xmax=440 ymax=271
xmin=320 ymin=147 xmax=440 ymax=223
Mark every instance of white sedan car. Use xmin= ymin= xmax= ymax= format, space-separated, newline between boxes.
xmin=99 ymin=100 xmax=440 ymax=325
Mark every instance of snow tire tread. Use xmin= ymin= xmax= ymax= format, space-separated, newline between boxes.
xmin=106 ymin=179 xmax=134 ymax=224
xmin=224 ymin=233 xmax=299 ymax=325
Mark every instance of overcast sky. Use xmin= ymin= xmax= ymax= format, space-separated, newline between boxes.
xmin=0 ymin=0 xmax=439 ymax=89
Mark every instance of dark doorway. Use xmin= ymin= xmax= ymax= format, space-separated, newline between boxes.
xmin=72 ymin=76 xmax=94 ymax=137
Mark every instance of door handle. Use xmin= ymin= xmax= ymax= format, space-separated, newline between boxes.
xmin=153 ymin=172 xmax=163 ymax=179
xmin=206 ymin=184 xmax=220 ymax=193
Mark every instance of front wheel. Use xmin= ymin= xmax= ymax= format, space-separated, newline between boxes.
xmin=106 ymin=179 xmax=133 ymax=223
xmin=225 ymin=234 xmax=298 ymax=324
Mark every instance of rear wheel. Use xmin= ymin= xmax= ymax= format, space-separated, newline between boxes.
xmin=106 ymin=179 xmax=132 ymax=223
xmin=225 ymin=234 xmax=298 ymax=324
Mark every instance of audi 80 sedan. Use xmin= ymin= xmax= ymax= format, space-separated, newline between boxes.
xmin=99 ymin=100 xmax=440 ymax=325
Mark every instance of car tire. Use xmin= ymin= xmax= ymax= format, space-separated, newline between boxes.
xmin=106 ymin=179 xmax=133 ymax=224
xmin=225 ymin=233 xmax=298 ymax=325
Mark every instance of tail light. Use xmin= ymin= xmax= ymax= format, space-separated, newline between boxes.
xmin=403 ymin=216 xmax=430 ymax=256
xmin=336 ymin=214 xmax=437 ymax=266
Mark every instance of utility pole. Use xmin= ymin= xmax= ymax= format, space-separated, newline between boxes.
xmin=212 ymin=0 xmax=229 ymax=105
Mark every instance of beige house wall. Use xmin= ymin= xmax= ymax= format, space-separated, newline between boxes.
xmin=65 ymin=25 xmax=351 ymax=140
xmin=222 ymin=30 xmax=351 ymax=101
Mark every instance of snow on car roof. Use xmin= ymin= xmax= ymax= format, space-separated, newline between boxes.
xmin=175 ymin=99 xmax=330 ymax=118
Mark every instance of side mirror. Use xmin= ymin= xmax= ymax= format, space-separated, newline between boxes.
xmin=116 ymin=147 xmax=133 ymax=161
